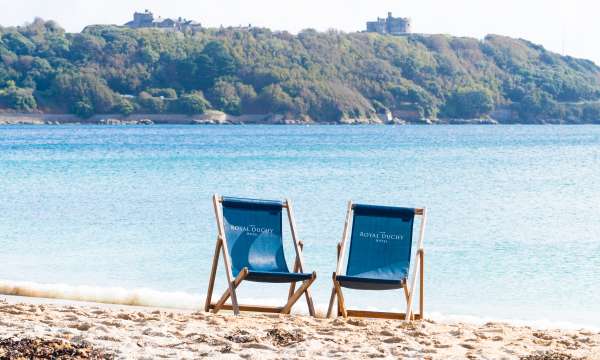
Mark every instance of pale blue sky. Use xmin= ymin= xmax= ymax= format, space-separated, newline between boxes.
xmin=1 ymin=0 xmax=599 ymax=65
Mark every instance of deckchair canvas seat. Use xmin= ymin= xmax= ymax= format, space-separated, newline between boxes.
xmin=205 ymin=195 xmax=316 ymax=316
xmin=336 ymin=275 xmax=405 ymax=290
xmin=245 ymin=270 xmax=313 ymax=283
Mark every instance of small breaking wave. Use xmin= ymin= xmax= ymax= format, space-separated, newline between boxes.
xmin=0 ymin=279 xmax=315 ymax=315
xmin=428 ymin=311 xmax=600 ymax=332
xmin=0 ymin=279 xmax=203 ymax=310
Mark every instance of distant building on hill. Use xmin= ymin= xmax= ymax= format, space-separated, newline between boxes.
xmin=124 ymin=10 xmax=202 ymax=32
xmin=366 ymin=12 xmax=411 ymax=35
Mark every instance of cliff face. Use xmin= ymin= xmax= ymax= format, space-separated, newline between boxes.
xmin=1 ymin=19 xmax=600 ymax=123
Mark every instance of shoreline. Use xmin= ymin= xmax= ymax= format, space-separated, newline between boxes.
xmin=0 ymin=294 xmax=598 ymax=359
xmin=0 ymin=112 xmax=588 ymax=125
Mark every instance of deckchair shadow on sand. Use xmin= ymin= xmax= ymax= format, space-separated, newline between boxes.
xmin=327 ymin=201 xmax=427 ymax=321
xmin=205 ymin=194 xmax=316 ymax=316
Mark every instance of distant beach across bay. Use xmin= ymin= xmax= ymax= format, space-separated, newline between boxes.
xmin=0 ymin=112 xmax=586 ymax=125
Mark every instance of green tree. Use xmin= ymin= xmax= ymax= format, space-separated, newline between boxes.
xmin=116 ymin=98 xmax=135 ymax=115
xmin=1 ymin=32 xmax=35 ymax=55
xmin=146 ymin=88 xmax=177 ymax=99
xmin=69 ymin=33 xmax=106 ymax=61
xmin=52 ymin=72 xmax=117 ymax=114
xmin=72 ymin=99 xmax=94 ymax=118
xmin=138 ymin=91 xmax=165 ymax=113
xmin=175 ymin=91 xmax=210 ymax=114
xmin=443 ymin=87 xmax=495 ymax=118
xmin=3 ymin=87 xmax=37 ymax=111
xmin=208 ymin=80 xmax=241 ymax=114
xmin=256 ymin=84 xmax=295 ymax=114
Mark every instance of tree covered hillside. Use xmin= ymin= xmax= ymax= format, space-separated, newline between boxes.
xmin=1 ymin=18 xmax=600 ymax=123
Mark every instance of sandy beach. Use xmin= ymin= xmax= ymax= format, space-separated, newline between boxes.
xmin=0 ymin=296 xmax=597 ymax=359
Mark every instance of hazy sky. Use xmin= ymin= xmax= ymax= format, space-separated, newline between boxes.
xmin=1 ymin=0 xmax=599 ymax=65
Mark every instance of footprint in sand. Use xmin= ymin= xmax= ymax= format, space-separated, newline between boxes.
xmin=317 ymin=329 xmax=335 ymax=336
xmin=208 ymin=318 xmax=223 ymax=326
xmin=367 ymin=352 xmax=386 ymax=358
xmin=95 ymin=335 xmax=121 ymax=342
xmin=63 ymin=314 xmax=79 ymax=321
xmin=94 ymin=325 xmax=110 ymax=333
xmin=75 ymin=322 xmax=93 ymax=331
xmin=142 ymin=328 xmax=166 ymax=337
xmin=241 ymin=342 xmax=276 ymax=350
xmin=380 ymin=330 xmax=394 ymax=336
xmin=533 ymin=331 xmax=554 ymax=341
xmin=450 ymin=329 xmax=463 ymax=337
xmin=383 ymin=336 xmax=404 ymax=344
xmin=117 ymin=313 xmax=133 ymax=320
xmin=347 ymin=318 xmax=368 ymax=327
xmin=533 ymin=338 xmax=552 ymax=346
xmin=100 ymin=320 xmax=123 ymax=328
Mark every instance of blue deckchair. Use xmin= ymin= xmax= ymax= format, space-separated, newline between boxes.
xmin=205 ymin=194 xmax=316 ymax=316
xmin=327 ymin=201 xmax=427 ymax=321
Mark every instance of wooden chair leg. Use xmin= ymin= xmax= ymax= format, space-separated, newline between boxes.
xmin=288 ymin=281 xmax=297 ymax=300
xmin=287 ymin=257 xmax=300 ymax=299
xmin=326 ymin=286 xmax=337 ymax=318
xmin=419 ymin=249 xmax=424 ymax=319
xmin=281 ymin=272 xmax=316 ymax=314
xmin=204 ymin=239 xmax=222 ymax=312
xmin=304 ymin=288 xmax=316 ymax=317
xmin=212 ymin=268 xmax=248 ymax=314
xmin=333 ymin=280 xmax=347 ymax=318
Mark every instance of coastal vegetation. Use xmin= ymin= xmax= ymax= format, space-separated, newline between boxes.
xmin=1 ymin=18 xmax=600 ymax=123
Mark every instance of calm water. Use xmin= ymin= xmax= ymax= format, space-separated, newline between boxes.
xmin=0 ymin=125 xmax=599 ymax=327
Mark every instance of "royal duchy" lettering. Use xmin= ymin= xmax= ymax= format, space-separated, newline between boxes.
xmin=230 ymin=224 xmax=274 ymax=234
xmin=359 ymin=231 xmax=402 ymax=243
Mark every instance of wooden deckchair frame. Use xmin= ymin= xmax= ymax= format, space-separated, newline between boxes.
xmin=326 ymin=201 xmax=427 ymax=321
xmin=205 ymin=194 xmax=316 ymax=316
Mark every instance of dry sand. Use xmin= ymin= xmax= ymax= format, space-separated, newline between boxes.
xmin=0 ymin=296 xmax=598 ymax=359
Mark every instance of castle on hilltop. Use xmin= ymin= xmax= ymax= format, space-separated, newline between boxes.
xmin=124 ymin=10 xmax=202 ymax=32
xmin=366 ymin=12 xmax=411 ymax=35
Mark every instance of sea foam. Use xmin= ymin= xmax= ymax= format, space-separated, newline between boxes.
xmin=0 ymin=279 xmax=202 ymax=310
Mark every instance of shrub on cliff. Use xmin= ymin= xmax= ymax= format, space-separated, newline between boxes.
xmin=1 ymin=86 xmax=37 ymax=112
xmin=442 ymin=87 xmax=495 ymax=119
xmin=137 ymin=91 xmax=165 ymax=113
xmin=51 ymin=71 xmax=117 ymax=114
xmin=174 ymin=91 xmax=211 ymax=115
xmin=72 ymin=99 xmax=94 ymax=118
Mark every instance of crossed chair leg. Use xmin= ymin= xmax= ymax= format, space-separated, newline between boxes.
xmin=205 ymin=267 xmax=317 ymax=315
xmin=326 ymin=249 xmax=425 ymax=321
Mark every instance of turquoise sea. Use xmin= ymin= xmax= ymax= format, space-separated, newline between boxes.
xmin=0 ymin=125 xmax=599 ymax=328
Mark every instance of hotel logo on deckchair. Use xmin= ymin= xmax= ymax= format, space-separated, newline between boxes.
xmin=230 ymin=224 xmax=275 ymax=236
xmin=359 ymin=231 xmax=403 ymax=244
